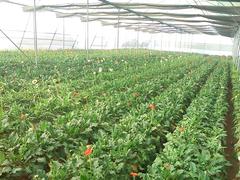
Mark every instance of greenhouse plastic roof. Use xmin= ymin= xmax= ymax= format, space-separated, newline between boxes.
xmin=2 ymin=0 xmax=240 ymax=37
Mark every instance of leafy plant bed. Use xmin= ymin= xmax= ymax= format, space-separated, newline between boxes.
xmin=231 ymin=66 xmax=240 ymax=178
xmin=0 ymin=50 xmax=234 ymax=179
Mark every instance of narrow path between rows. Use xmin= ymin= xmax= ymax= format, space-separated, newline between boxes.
xmin=224 ymin=71 xmax=239 ymax=180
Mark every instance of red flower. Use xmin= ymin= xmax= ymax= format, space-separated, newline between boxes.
xmin=148 ymin=103 xmax=156 ymax=110
xmin=84 ymin=147 xmax=93 ymax=156
xmin=130 ymin=172 xmax=138 ymax=177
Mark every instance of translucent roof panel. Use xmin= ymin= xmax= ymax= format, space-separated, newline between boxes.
xmin=3 ymin=0 xmax=237 ymax=37
xmin=0 ymin=0 xmax=235 ymax=55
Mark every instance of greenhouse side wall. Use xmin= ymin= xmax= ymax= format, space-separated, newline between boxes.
xmin=233 ymin=28 xmax=240 ymax=70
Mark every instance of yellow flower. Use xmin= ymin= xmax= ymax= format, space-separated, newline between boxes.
xmin=20 ymin=113 xmax=27 ymax=120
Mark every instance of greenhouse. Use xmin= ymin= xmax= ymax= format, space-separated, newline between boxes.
xmin=0 ymin=0 xmax=240 ymax=179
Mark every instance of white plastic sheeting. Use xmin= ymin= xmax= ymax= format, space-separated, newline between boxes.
xmin=0 ymin=0 xmax=233 ymax=56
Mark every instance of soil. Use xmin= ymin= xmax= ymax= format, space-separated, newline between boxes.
xmin=224 ymin=73 xmax=239 ymax=180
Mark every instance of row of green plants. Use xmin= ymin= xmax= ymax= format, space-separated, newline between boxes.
xmin=45 ymin=60 xmax=217 ymax=179
xmin=145 ymin=62 xmax=229 ymax=179
xmin=0 ymin=50 xmax=208 ymax=179
xmin=1 ymin=50 xmax=233 ymax=179
xmin=0 ymin=54 xmax=200 ymax=138
xmin=0 ymin=50 xmax=167 ymax=91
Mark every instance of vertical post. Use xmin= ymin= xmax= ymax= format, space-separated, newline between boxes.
xmin=160 ymin=33 xmax=162 ymax=51
xmin=190 ymin=34 xmax=193 ymax=53
xmin=117 ymin=9 xmax=120 ymax=49
xmin=49 ymin=29 xmax=57 ymax=50
xmin=101 ymin=35 xmax=104 ymax=49
xmin=183 ymin=34 xmax=185 ymax=52
xmin=63 ymin=18 xmax=65 ymax=49
xmin=20 ymin=14 xmax=31 ymax=48
xmin=180 ymin=33 xmax=182 ymax=52
xmin=33 ymin=0 xmax=38 ymax=65
xmin=72 ymin=35 xmax=79 ymax=49
xmin=187 ymin=33 xmax=189 ymax=53
xmin=237 ymin=40 xmax=239 ymax=70
xmin=237 ymin=34 xmax=239 ymax=70
xmin=185 ymin=34 xmax=188 ymax=52
xmin=204 ymin=38 xmax=206 ymax=54
xmin=168 ymin=35 xmax=170 ymax=51
xmin=84 ymin=19 xmax=86 ymax=50
xmin=90 ymin=34 xmax=97 ymax=49
xmin=86 ymin=0 xmax=89 ymax=60
xmin=189 ymin=34 xmax=192 ymax=52
xmin=20 ymin=29 xmax=27 ymax=49
xmin=218 ymin=36 xmax=221 ymax=54
xmin=137 ymin=25 xmax=139 ymax=49
xmin=174 ymin=33 xmax=177 ymax=52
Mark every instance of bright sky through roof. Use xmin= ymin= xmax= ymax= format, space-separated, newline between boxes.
xmin=0 ymin=0 xmax=233 ymax=55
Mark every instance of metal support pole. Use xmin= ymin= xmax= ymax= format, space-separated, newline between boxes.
xmin=49 ymin=29 xmax=57 ymax=50
xmin=204 ymin=39 xmax=206 ymax=54
xmin=153 ymin=39 xmax=156 ymax=49
xmin=63 ymin=18 xmax=65 ymax=49
xmin=84 ymin=19 xmax=86 ymax=50
xmin=237 ymin=36 xmax=240 ymax=70
xmin=189 ymin=34 xmax=192 ymax=52
xmin=186 ymin=34 xmax=188 ymax=52
xmin=190 ymin=34 xmax=193 ymax=53
xmin=33 ymin=0 xmax=38 ymax=65
xmin=72 ymin=35 xmax=79 ymax=49
xmin=183 ymin=34 xmax=186 ymax=52
xmin=137 ymin=25 xmax=139 ymax=49
xmin=160 ymin=33 xmax=162 ymax=51
xmin=174 ymin=33 xmax=177 ymax=52
xmin=0 ymin=29 xmax=30 ymax=59
xmin=20 ymin=14 xmax=31 ymax=48
xmin=180 ymin=33 xmax=182 ymax=52
xmin=187 ymin=34 xmax=190 ymax=53
xmin=237 ymin=34 xmax=239 ymax=68
xmin=117 ymin=9 xmax=120 ymax=49
xmin=168 ymin=35 xmax=170 ymax=51
xmin=101 ymin=35 xmax=104 ymax=49
xmin=237 ymin=38 xmax=240 ymax=70
xmin=86 ymin=0 xmax=89 ymax=60
xmin=90 ymin=34 xmax=97 ymax=49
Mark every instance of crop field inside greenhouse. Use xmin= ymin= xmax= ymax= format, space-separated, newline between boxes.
xmin=0 ymin=50 xmax=239 ymax=179
xmin=2 ymin=0 xmax=240 ymax=179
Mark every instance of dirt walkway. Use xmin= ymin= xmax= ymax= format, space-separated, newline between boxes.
xmin=224 ymin=72 xmax=239 ymax=180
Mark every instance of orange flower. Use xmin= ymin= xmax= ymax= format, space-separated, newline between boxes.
xmin=132 ymin=92 xmax=140 ymax=97
xmin=130 ymin=172 xmax=138 ymax=177
xmin=178 ymin=127 xmax=185 ymax=133
xmin=84 ymin=147 xmax=93 ymax=156
xmin=148 ymin=103 xmax=156 ymax=110
xmin=72 ymin=91 xmax=79 ymax=97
